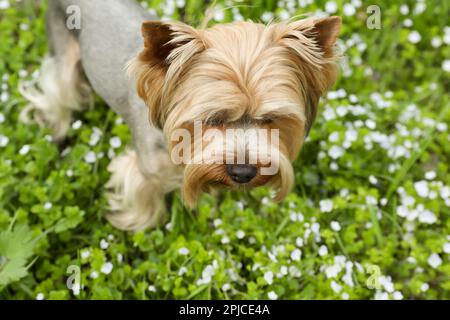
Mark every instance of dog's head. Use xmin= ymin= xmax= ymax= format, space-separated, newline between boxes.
xmin=129 ymin=17 xmax=341 ymax=206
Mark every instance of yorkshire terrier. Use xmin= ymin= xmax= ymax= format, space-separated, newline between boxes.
xmin=20 ymin=0 xmax=341 ymax=231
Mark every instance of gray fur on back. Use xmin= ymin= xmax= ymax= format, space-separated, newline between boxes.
xmin=49 ymin=0 xmax=167 ymax=176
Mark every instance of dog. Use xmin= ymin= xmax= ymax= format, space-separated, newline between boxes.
xmin=20 ymin=0 xmax=341 ymax=231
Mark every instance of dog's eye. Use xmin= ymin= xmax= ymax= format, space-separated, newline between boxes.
xmin=261 ymin=117 xmax=274 ymax=124
xmin=206 ymin=118 xmax=224 ymax=127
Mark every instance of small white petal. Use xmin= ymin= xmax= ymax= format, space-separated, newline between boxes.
xmin=408 ymin=31 xmax=421 ymax=44
xmin=0 ymin=135 xmax=9 ymax=147
xmin=109 ymin=136 xmax=122 ymax=149
xmin=222 ymin=283 xmax=231 ymax=291
xmin=442 ymin=60 xmax=450 ymax=73
xmin=236 ymin=230 xmax=245 ymax=239
xmin=267 ymin=291 xmax=278 ymax=300
xmin=414 ymin=180 xmax=429 ymax=198
xmin=178 ymin=247 xmax=189 ymax=255
xmin=264 ymin=271 xmax=274 ymax=285
xmin=320 ymin=199 xmax=334 ymax=213
xmin=421 ymin=283 xmax=429 ymax=292
xmin=72 ymin=120 xmax=82 ymax=130
xmin=84 ymin=151 xmax=97 ymax=164
xmin=427 ymin=253 xmax=442 ymax=269
xmin=100 ymin=239 xmax=109 ymax=249
xmin=331 ymin=221 xmax=341 ymax=231
xmin=19 ymin=145 xmax=30 ymax=155
xmin=443 ymin=243 xmax=450 ymax=254
xmin=393 ymin=291 xmax=403 ymax=300
xmin=290 ymin=249 xmax=302 ymax=261
xmin=318 ymin=245 xmax=328 ymax=257
xmin=101 ymin=262 xmax=113 ymax=274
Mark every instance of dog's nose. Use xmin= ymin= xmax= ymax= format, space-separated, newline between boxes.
xmin=226 ymin=164 xmax=257 ymax=184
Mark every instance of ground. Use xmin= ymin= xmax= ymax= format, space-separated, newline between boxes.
xmin=0 ymin=0 xmax=449 ymax=300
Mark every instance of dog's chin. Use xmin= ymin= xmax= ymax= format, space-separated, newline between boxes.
xmin=181 ymin=155 xmax=294 ymax=207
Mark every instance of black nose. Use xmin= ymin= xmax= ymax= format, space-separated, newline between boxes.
xmin=226 ymin=164 xmax=257 ymax=184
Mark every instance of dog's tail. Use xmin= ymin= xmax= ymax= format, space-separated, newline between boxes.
xmin=19 ymin=47 xmax=92 ymax=141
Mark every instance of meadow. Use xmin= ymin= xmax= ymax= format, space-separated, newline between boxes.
xmin=0 ymin=0 xmax=449 ymax=299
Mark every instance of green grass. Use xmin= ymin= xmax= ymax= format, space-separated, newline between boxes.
xmin=0 ymin=0 xmax=449 ymax=300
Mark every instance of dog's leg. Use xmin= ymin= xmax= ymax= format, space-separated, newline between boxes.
xmin=105 ymin=148 xmax=181 ymax=231
xmin=19 ymin=0 xmax=91 ymax=141
xmin=105 ymin=97 xmax=183 ymax=231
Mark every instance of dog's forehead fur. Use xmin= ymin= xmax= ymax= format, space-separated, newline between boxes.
xmin=132 ymin=18 xmax=340 ymax=138
xmin=167 ymin=22 xmax=307 ymax=125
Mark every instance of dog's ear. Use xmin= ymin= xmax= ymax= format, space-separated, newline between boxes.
xmin=130 ymin=21 xmax=205 ymax=128
xmin=140 ymin=21 xmax=177 ymax=67
xmin=277 ymin=16 xmax=341 ymax=135
xmin=306 ymin=16 xmax=341 ymax=58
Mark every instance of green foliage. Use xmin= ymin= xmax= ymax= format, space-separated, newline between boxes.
xmin=0 ymin=221 xmax=36 ymax=288
xmin=0 ymin=0 xmax=449 ymax=300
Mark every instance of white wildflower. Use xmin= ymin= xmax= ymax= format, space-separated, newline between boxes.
xmin=408 ymin=31 xmax=421 ymax=44
xmin=403 ymin=19 xmax=413 ymax=27
xmin=222 ymin=283 xmax=231 ymax=291
xmin=318 ymin=245 xmax=328 ymax=257
xmin=425 ymin=171 xmax=436 ymax=180
xmin=418 ymin=210 xmax=436 ymax=224
xmin=289 ymin=266 xmax=301 ymax=278
xmin=101 ymin=262 xmax=113 ymax=274
xmin=414 ymin=180 xmax=429 ymax=198
xmin=236 ymin=230 xmax=245 ymax=239
xmin=393 ymin=291 xmax=403 ymax=300
xmin=369 ymin=175 xmax=378 ymax=185
xmin=431 ymin=36 xmax=442 ymax=48
xmin=442 ymin=60 xmax=450 ymax=73
xmin=427 ymin=253 xmax=442 ymax=269
xmin=213 ymin=218 xmax=222 ymax=227
xmin=343 ymin=3 xmax=355 ymax=16
xmin=264 ymin=271 xmax=274 ymax=285
xmin=325 ymin=1 xmax=338 ymax=14
xmin=329 ymin=145 xmax=344 ymax=159
xmin=71 ymin=283 xmax=80 ymax=296
xmin=290 ymin=249 xmax=301 ymax=261
xmin=443 ymin=243 xmax=450 ymax=254
xmin=365 ymin=119 xmax=376 ymax=129
xmin=72 ymin=120 xmax=82 ymax=130
xmin=331 ymin=280 xmax=342 ymax=293
xmin=19 ymin=145 xmax=30 ymax=155
xmin=366 ymin=195 xmax=377 ymax=205
xmin=109 ymin=136 xmax=121 ymax=149
xmin=320 ymin=199 xmax=333 ymax=213
xmin=374 ymin=291 xmax=389 ymax=300
xmin=268 ymin=291 xmax=278 ymax=300
xmin=100 ymin=239 xmax=109 ymax=249
xmin=0 ymin=135 xmax=9 ymax=147
xmin=399 ymin=4 xmax=409 ymax=15
xmin=81 ymin=250 xmax=90 ymax=259
xmin=331 ymin=221 xmax=341 ymax=231
xmin=84 ymin=151 xmax=97 ymax=163
xmin=178 ymin=266 xmax=187 ymax=276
